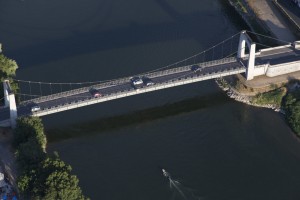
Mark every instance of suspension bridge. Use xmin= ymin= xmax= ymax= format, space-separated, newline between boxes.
xmin=1 ymin=30 xmax=300 ymax=128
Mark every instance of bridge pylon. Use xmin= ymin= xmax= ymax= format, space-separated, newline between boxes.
xmin=238 ymin=30 xmax=256 ymax=80
xmin=3 ymin=80 xmax=17 ymax=128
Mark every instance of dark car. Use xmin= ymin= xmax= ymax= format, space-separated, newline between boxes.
xmin=89 ymin=88 xmax=102 ymax=97
xmin=191 ymin=65 xmax=201 ymax=73
xmin=142 ymin=76 xmax=155 ymax=86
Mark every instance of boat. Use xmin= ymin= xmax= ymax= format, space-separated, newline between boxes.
xmin=162 ymin=169 xmax=170 ymax=178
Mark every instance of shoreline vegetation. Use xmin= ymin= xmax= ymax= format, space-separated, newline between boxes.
xmin=14 ymin=117 xmax=89 ymax=200
xmin=215 ymin=78 xmax=286 ymax=112
xmin=0 ymin=48 xmax=88 ymax=199
xmin=0 ymin=48 xmax=19 ymax=104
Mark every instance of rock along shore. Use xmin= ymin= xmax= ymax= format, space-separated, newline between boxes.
xmin=215 ymin=78 xmax=283 ymax=113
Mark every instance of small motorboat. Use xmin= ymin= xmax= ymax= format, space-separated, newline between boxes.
xmin=162 ymin=169 xmax=170 ymax=178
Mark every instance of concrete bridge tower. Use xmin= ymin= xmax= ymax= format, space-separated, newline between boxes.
xmin=237 ymin=30 xmax=256 ymax=80
xmin=3 ymin=80 xmax=17 ymax=128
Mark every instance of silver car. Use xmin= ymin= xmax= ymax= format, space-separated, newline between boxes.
xmin=130 ymin=77 xmax=143 ymax=85
xmin=31 ymin=105 xmax=41 ymax=112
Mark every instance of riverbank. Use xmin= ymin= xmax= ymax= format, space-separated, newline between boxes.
xmin=222 ymin=0 xmax=299 ymax=112
xmin=215 ymin=77 xmax=283 ymax=112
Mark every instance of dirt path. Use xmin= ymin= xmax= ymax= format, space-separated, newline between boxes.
xmin=247 ymin=0 xmax=297 ymax=41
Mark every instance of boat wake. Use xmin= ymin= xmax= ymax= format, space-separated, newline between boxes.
xmin=162 ymin=169 xmax=206 ymax=200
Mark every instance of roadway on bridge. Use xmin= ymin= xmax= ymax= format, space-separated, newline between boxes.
xmin=1 ymin=45 xmax=300 ymax=122
xmin=0 ymin=60 xmax=243 ymax=121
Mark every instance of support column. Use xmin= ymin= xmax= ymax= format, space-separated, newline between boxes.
xmin=3 ymin=80 xmax=9 ymax=107
xmin=246 ymin=43 xmax=256 ymax=80
xmin=3 ymin=80 xmax=18 ymax=128
xmin=237 ymin=30 xmax=246 ymax=59
xmin=9 ymin=93 xmax=17 ymax=128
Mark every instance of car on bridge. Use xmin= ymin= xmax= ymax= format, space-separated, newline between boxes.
xmin=130 ymin=77 xmax=143 ymax=86
xmin=89 ymin=88 xmax=102 ymax=97
xmin=191 ymin=65 xmax=202 ymax=73
xmin=142 ymin=76 xmax=155 ymax=86
xmin=31 ymin=105 xmax=41 ymax=112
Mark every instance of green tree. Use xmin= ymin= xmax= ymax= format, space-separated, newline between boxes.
xmin=0 ymin=53 xmax=18 ymax=80
xmin=288 ymin=101 xmax=300 ymax=135
xmin=17 ymin=171 xmax=36 ymax=197
xmin=36 ymin=156 xmax=87 ymax=200
xmin=14 ymin=117 xmax=47 ymax=151
xmin=15 ymin=138 xmax=46 ymax=169
xmin=14 ymin=117 xmax=88 ymax=199
xmin=0 ymin=53 xmax=18 ymax=103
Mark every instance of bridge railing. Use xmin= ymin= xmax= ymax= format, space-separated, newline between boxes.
xmin=21 ymin=57 xmax=237 ymax=105
xmin=30 ymin=64 xmax=245 ymax=116
xmin=145 ymin=57 xmax=237 ymax=78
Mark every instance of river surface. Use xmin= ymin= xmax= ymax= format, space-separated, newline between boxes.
xmin=2 ymin=0 xmax=300 ymax=199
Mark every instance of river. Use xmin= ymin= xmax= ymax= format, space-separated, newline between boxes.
xmin=1 ymin=0 xmax=300 ymax=199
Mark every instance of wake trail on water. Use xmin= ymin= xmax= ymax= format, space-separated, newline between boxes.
xmin=162 ymin=169 xmax=206 ymax=200
xmin=169 ymin=178 xmax=187 ymax=200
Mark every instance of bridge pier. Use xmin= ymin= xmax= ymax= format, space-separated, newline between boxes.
xmin=246 ymin=43 xmax=256 ymax=80
xmin=3 ymin=80 xmax=17 ymax=128
xmin=237 ymin=30 xmax=256 ymax=81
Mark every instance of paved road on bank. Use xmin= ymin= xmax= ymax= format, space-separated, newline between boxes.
xmin=247 ymin=0 xmax=297 ymax=41
xmin=278 ymin=0 xmax=300 ymax=29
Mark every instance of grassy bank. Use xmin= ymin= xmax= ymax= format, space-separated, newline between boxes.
xmin=251 ymin=87 xmax=287 ymax=107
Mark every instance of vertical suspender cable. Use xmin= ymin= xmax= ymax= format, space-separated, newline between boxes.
xmin=29 ymin=81 xmax=32 ymax=101
xmin=230 ymin=36 xmax=233 ymax=57
xmin=221 ymin=41 xmax=224 ymax=58
xmin=18 ymin=80 xmax=22 ymax=102
xmin=50 ymin=83 xmax=52 ymax=95
xmin=39 ymin=82 xmax=42 ymax=97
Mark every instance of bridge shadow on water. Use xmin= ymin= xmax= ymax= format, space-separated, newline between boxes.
xmin=46 ymin=92 xmax=230 ymax=143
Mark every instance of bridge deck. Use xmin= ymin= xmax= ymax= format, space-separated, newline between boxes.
xmin=2 ymin=45 xmax=300 ymax=124
xmin=0 ymin=58 xmax=243 ymax=122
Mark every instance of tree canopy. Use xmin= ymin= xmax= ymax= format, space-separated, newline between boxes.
xmin=284 ymin=91 xmax=300 ymax=135
xmin=14 ymin=117 xmax=47 ymax=151
xmin=0 ymin=53 xmax=18 ymax=80
xmin=14 ymin=117 xmax=89 ymax=200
